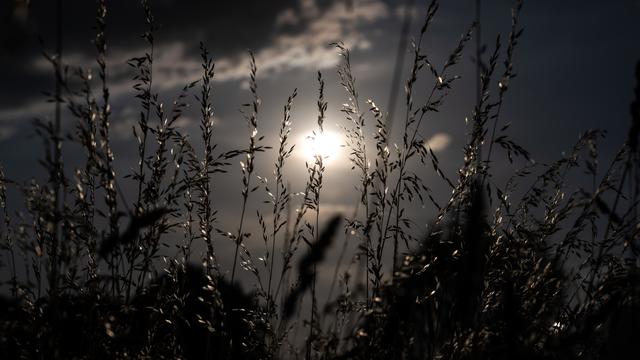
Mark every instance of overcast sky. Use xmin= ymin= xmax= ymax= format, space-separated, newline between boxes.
xmin=1 ymin=0 xmax=640 ymax=289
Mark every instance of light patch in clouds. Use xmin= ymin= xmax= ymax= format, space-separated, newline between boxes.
xmin=276 ymin=8 xmax=300 ymax=27
xmin=214 ymin=0 xmax=389 ymax=82
xmin=394 ymin=2 xmax=422 ymax=21
xmin=423 ymin=132 xmax=451 ymax=152
xmin=0 ymin=99 xmax=51 ymax=122
xmin=0 ymin=125 xmax=17 ymax=142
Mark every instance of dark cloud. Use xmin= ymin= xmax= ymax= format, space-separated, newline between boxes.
xmin=4 ymin=0 xmax=301 ymax=53
xmin=0 ymin=0 xmax=343 ymax=109
xmin=0 ymin=0 xmax=391 ymax=132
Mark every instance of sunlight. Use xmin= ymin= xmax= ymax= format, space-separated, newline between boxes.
xmin=300 ymin=130 xmax=342 ymax=165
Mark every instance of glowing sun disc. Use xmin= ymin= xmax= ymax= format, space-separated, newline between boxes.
xmin=301 ymin=131 xmax=342 ymax=164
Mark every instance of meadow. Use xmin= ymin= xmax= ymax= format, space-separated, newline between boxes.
xmin=1 ymin=0 xmax=639 ymax=359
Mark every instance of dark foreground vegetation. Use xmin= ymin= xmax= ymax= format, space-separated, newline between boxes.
xmin=1 ymin=0 xmax=639 ymax=359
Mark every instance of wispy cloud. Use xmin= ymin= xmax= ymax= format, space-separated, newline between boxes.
xmin=423 ymin=132 xmax=451 ymax=152
xmin=2 ymin=0 xmax=391 ymax=137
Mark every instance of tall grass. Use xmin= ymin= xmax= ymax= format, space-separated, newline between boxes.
xmin=1 ymin=0 xmax=639 ymax=359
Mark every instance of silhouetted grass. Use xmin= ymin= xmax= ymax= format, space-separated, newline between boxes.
xmin=0 ymin=0 xmax=639 ymax=359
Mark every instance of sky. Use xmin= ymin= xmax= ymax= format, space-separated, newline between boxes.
xmin=1 ymin=0 xmax=640 ymax=291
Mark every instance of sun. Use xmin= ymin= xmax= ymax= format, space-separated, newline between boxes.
xmin=300 ymin=130 xmax=342 ymax=164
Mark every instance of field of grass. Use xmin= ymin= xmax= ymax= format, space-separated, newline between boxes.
xmin=1 ymin=0 xmax=639 ymax=359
